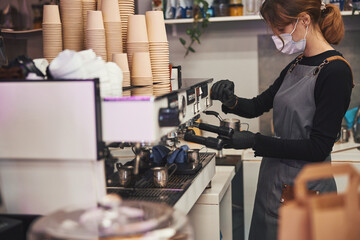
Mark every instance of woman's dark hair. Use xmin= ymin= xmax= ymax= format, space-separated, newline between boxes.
xmin=260 ymin=0 xmax=344 ymax=45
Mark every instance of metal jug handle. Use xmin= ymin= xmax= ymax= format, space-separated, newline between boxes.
xmin=167 ymin=163 xmax=177 ymax=178
xmin=240 ymin=122 xmax=250 ymax=131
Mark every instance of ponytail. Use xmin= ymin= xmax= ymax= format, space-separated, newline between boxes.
xmin=319 ymin=4 xmax=344 ymax=45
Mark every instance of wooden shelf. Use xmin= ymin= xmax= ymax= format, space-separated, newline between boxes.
xmin=164 ymin=11 xmax=358 ymax=24
xmin=165 ymin=15 xmax=262 ymax=24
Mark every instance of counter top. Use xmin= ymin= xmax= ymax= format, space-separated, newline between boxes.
xmin=216 ymin=155 xmax=242 ymax=172
xmin=331 ymin=135 xmax=360 ymax=161
xmin=195 ymin=166 xmax=235 ymax=205
xmin=241 ymin=136 xmax=360 ymax=162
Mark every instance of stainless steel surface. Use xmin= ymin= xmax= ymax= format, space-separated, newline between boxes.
xmin=217 ymin=149 xmax=225 ymax=158
xmin=107 ymin=153 xmax=216 ymax=206
xmin=187 ymin=149 xmax=200 ymax=164
xmin=180 ymin=78 xmax=213 ymax=88
xmin=340 ymin=127 xmax=350 ymax=143
xmin=140 ymin=148 xmax=151 ymax=159
xmin=220 ymin=118 xmax=241 ymax=131
xmin=134 ymin=143 xmax=141 ymax=175
xmin=152 ymin=164 xmax=177 ymax=188
xmin=118 ymin=166 xmax=134 ymax=187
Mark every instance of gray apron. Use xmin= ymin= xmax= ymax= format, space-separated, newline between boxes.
xmin=248 ymin=59 xmax=337 ymax=240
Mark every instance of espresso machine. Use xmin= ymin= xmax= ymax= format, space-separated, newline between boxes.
xmin=100 ymin=78 xmax=222 ymax=211
xmin=0 ymin=77 xmax=220 ymax=217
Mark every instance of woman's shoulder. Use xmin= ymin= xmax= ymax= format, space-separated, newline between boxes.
xmin=320 ymin=51 xmax=352 ymax=80
xmin=316 ymin=54 xmax=353 ymax=93
xmin=300 ymin=50 xmax=347 ymax=66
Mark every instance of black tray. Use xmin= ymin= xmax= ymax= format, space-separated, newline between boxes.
xmin=174 ymin=162 xmax=202 ymax=175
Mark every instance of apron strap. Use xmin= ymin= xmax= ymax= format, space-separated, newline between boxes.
xmin=288 ymin=54 xmax=304 ymax=73
xmin=314 ymin=55 xmax=355 ymax=88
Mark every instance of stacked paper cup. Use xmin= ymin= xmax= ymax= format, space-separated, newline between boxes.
xmin=82 ymin=0 xmax=96 ymax=45
xmin=118 ymin=0 xmax=135 ymax=52
xmin=112 ymin=53 xmax=130 ymax=87
xmin=60 ymin=0 xmax=84 ymax=51
xmin=131 ymin=52 xmax=153 ymax=96
xmin=113 ymin=53 xmax=130 ymax=96
xmin=126 ymin=15 xmax=149 ymax=72
xmin=86 ymin=11 xmax=107 ymax=60
xmin=146 ymin=11 xmax=171 ymax=96
xmin=102 ymin=0 xmax=123 ymax=61
xmin=42 ymin=5 xmax=63 ymax=63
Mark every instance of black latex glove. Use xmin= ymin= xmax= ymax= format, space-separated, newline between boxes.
xmin=210 ymin=79 xmax=237 ymax=108
xmin=223 ymin=130 xmax=255 ymax=149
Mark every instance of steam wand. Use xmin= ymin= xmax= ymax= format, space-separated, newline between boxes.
xmin=133 ymin=142 xmax=142 ymax=176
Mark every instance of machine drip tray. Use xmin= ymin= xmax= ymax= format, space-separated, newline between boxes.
xmin=107 ymin=153 xmax=215 ymax=206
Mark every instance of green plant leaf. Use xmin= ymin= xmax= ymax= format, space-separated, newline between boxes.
xmin=202 ymin=1 xmax=209 ymax=8
xmin=189 ymin=47 xmax=196 ymax=53
xmin=193 ymin=36 xmax=201 ymax=44
xmin=179 ymin=0 xmax=212 ymax=57
xmin=180 ymin=38 xmax=186 ymax=45
xmin=195 ymin=28 xmax=202 ymax=37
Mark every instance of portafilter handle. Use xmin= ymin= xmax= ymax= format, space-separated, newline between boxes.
xmin=184 ymin=131 xmax=224 ymax=150
xmin=195 ymin=122 xmax=234 ymax=138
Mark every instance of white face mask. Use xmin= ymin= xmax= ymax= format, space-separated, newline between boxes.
xmin=272 ymin=19 xmax=309 ymax=55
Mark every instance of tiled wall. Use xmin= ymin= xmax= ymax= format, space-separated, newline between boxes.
xmin=258 ymin=30 xmax=360 ymax=135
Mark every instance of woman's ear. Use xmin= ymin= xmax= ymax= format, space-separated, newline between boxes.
xmin=299 ymin=13 xmax=311 ymax=26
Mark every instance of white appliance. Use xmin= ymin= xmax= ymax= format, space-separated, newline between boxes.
xmin=0 ymin=78 xmax=214 ymax=215
xmin=0 ymin=80 xmax=106 ymax=215
xmin=102 ymin=78 xmax=213 ymax=144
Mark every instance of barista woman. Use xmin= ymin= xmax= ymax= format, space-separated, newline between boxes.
xmin=210 ymin=0 xmax=353 ymax=239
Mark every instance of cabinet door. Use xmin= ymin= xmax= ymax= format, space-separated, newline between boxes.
xmin=243 ymin=160 xmax=261 ymax=240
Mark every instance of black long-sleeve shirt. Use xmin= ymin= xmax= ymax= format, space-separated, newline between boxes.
xmin=222 ymin=50 xmax=353 ymax=162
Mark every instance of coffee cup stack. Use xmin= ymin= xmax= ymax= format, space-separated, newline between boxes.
xmin=102 ymin=0 xmax=123 ymax=61
xmin=82 ymin=0 xmax=96 ymax=46
xmin=118 ymin=0 xmax=135 ymax=52
xmin=126 ymin=15 xmax=150 ymax=73
xmin=86 ymin=10 xmax=107 ymax=61
xmin=60 ymin=0 xmax=84 ymax=51
xmin=112 ymin=53 xmax=130 ymax=87
xmin=146 ymin=11 xmax=171 ymax=96
xmin=42 ymin=5 xmax=63 ymax=63
xmin=131 ymin=52 xmax=153 ymax=96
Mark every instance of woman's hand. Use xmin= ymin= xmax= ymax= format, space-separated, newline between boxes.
xmin=210 ymin=79 xmax=237 ymax=108
xmin=223 ymin=130 xmax=255 ymax=149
